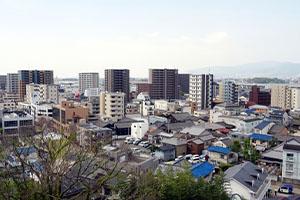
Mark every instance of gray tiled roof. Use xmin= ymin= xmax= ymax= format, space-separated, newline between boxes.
xmin=225 ymin=162 xmax=268 ymax=192
xmin=161 ymin=138 xmax=187 ymax=146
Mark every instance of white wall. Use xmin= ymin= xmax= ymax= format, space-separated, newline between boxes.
xmin=131 ymin=122 xmax=149 ymax=139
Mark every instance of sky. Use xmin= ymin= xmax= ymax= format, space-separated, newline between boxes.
xmin=0 ymin=0 xmax=300 ymax=78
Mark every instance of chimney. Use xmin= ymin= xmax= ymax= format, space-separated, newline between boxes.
xmin=252 ymin=180 xmax=255 ymax=187
xmin=262 ymin=168 xmax=264 ymax=174
xmin=257 ymin=173 xmax=260 ymax=180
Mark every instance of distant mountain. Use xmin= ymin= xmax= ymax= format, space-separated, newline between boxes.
xmin=189 ymin=61 xmax=300 ymax=79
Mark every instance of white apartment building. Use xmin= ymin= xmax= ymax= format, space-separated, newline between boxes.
xmin=26 ymin=84 xmax=59 ymax=104
xmin=99 ymin=92 xmax=124 ymax=122
xmin=6 ymin=73 xmax=18 ymax=94
xmin=79 ymin=73 xmax=99 ymax=94
xmin=84 ymin=88 xmax=103 ymax=97
xmin=0 ymin=110 xmax=34 ymax=136
xmin=189 ymin=74 xmax=213 ymax=110
xmin=282 ymin=138 xmax=300 ymax=184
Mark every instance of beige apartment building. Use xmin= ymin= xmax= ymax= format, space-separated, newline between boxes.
xmin=100 ymin=92 xmax=125 ymax=122
xmin=271 ymin=85 xmax=300 ymax=110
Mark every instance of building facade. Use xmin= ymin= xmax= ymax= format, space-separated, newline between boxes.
xmin=52 ymin=101 xmax=89 ymax=133
xmin=271 ymin=85 xmax=291 ymax=109
xmin=105 ymin=69 xmax=130 ymax=103
xmin=99 ymin=92 xmax=125 ymax=122
xmin=18 ymin=70 xmax=54 ymax=100
xmin=219 ymin=80 xmax=239 ymax=104
xmin=0 ymin=75 xmax=6 ymax=90
xmin=26 ymin=84 xmax=59 ymax=104
xmin=178 ymin=73 xmax=190 ymax=94
xmin=149 ymin=69 xmax=179 ymax=100
xmin=79 ymin=73 xmax=99 ymax=94
xmin=189 ymin=74 xmax=213 ymax=110
xmin=249 ymin=85 xmax=271 ymax=106
xmin=6 ymin=73 xmax=18 ymax=94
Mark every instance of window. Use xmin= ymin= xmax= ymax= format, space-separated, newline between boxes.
xmin=287 ymin=153 xmax=294 ymax=161
xmin=286 ymin=163 xmax=294 ymax=172
xmin=220 ymin=155 xmax=225 ymax=159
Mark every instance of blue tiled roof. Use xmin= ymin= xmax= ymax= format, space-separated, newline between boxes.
xmin=207 ymin=146 xmax=231 ymax=154
xmin=191 ymin=162 xmax=214 ymax=179
xmin=31 ymin=161 xmax=42 ymax=171
xmin=249 ymin=133 xmax=272 ymax=142
xmin=246 ymin=109 xmax=256 ymax=114
xmin=255 ymin=121 xmax=271 ymax=130
xmin=16 ymin=147 xmax=37 ymax=155
xmin=9 ymin=156 xmax=14 ymax=163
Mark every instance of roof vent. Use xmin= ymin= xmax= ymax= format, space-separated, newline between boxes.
xmin=257 ymin=173 xmax=260 ymax=180
xmin=262 ymin=168 xmax=264 ymax=174
xmin=252 ymin=180 xmax=255 ymax=187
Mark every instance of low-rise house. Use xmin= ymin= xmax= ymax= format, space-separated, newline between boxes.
xmin=187 ymin=139 xmax=204 ymax=155
xmin=207 ymin=146 xmax=238 ymax=166
xmin=199 ymin=133 xmax=216 ymax=149
xmin=268 ymin=125 xmax=288 ymax=135
xmin=213 ymin=138 xmax=234 ymax=148
xmin=224 ymin=162 xmax=271 ymax=200
xmin=161 ymin=138 xmax=187 ymax=157
xmin=154 ymin=144 xmax=176 ymax=162
xmin=282 ymin=138 xmax=300 ymax=184
xmin=249 ymin=133 xmax=273 ymax=151
xmin=191 ymin=162 xmax=214 ymax=181
xmin=254 ymin=120 xmax=275 ymax=134
xmin=269 ymin=110 xmax=290 ymax=127
xmin=258 ymin=143 xmax=283 ymax=180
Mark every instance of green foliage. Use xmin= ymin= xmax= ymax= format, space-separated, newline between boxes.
xmin=180 ymin=91 xmax=187 ymax=96
xmin=269 ymin=137 xmax=278 ymax=147
xmin=230 ymin=140 xmax=241 ymax=152
xmin=219 ymin=163 xmax=234 ymax=172
xmin=242 ymin=138 xmax=260 ymax=163
xmin=115 ymin=168 xmax=229 ymax=200
xmin=246 ymin=77 xmax=287 ymax=84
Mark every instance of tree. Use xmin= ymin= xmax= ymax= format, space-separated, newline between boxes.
xmin=0 ymin=117 xmax=121 ymax=200
xmin=230 ymin=140 xmax=241 ymax=152
xmin=114 ymin=166 xmax=229 ymax=200
xmin=242 ymin=138 xmax=260 ymax=163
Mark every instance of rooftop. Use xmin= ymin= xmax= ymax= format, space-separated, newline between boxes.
xmin=225 ymin=162 xmax=268 ymax=192
xmin=191 ymin=162 xmax=214 ymax=179
xmin=255 ymin=120 xmax=272 ymax=130
xmin=207 ymin=146 xmax=231 ymax=155
xmin=249 ymin=133 xmax=272 ymax=142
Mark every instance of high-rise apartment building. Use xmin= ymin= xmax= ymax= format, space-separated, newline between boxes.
xmin=219 ymin=80 xmax=239 ymax=104
xmin=79 ymin=72 xmax=99 ymax=94
xmin=271 ymin=85 xmax=291 ymax=109
xmin=0 ymin=75 xmax=7 ymax=90
xmin=99 ymin=92 xmax=125 ymax=122
xmin=249 ymin=85 xmax=271 ymax=106
xmin=18 ymin=70 xmax=54 ymax=100
xmin=105 ymin=69 xmax=129 ymax=103
xmin=148 ymin=69 xmax=178 ymax=100
xmin=6 ymin=73 xmax=18 ymax=94
xmin=189 ymin=74 xmax=213 ymax=110
xmin=26 ymin=84 xmax=59 ymax=104
xmin=291 ymin=88 xmax=300 ymax=110
xmin=178 ymin=74 xmax=190 ymax=94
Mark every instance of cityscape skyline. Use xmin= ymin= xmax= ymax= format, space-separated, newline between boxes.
xmin=1 ymin=0 xmax=300 ymax=78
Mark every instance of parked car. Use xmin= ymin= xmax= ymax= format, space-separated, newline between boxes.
xmin=184 ymin=154 xmax=193 ymax=160
xmin=188 ymin=156 xmax=200 ymax=164
xmin=175 ymin=155 xmax=184 ymax=161
xmin=134 ymin=139 xmax=141 ymax=145
xmin=278 ymin=185 xmax=293 ymax=194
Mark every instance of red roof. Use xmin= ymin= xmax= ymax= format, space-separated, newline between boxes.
xmin=218 ymin=128 xmax=231 ymax=133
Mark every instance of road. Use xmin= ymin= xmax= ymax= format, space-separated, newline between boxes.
xmin=270 ymin=185 xmax=300 ymax=197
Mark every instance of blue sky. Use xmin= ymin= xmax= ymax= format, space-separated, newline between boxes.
xmin=0 ymin=0 xmax=300 ymax=78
